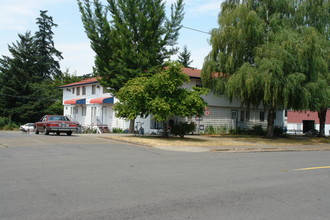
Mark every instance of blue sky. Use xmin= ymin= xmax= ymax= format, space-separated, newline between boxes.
xmin=0 ymin=0 xmax=224 ymax=76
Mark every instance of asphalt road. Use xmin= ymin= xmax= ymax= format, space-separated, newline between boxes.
xmin=0 ymin=131 xmax=330 ymax=220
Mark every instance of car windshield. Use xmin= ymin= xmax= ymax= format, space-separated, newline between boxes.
xmin=49 ymin=116 xmax=70 ymax=121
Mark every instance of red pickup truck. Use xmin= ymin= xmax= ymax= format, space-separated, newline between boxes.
xmin=35 ymin=115 xmax=79 ymax=136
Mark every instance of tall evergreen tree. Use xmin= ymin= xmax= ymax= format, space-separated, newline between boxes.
xmin=0 ymin=32 xmax=52 ymax=123
xmin=178 ymin=45 xmax=193 ymax=68
xmin=0 ymin=11 xmax=64 ymax=124
xmin=78 ymin=0 xmax=184 ymax=132
xmin=78 ymin=0 xmax=184 ymax=92
xmin=77 ymin=0 xmax=112 ymax=76
xmin=34 ymin=10 xmax=63 ymax=81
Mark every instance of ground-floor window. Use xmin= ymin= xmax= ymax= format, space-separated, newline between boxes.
xmin=150 ymin=118 xmax=163 ymax=129
xmin=260 ymin=111 xmax=265 ymax=122
xmin=82 ymin=107 xmax=86 ymax=116
xmin=246 ymin=110 xmax=250 ymax=122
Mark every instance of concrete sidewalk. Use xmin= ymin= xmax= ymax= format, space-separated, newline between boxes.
xmin=99 ymin=134 xmax=330 ymax=153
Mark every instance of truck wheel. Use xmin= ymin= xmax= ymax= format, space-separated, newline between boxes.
xmin=66 ymin=131 xmax=72 ymax=136
xmin=35 ymin=127 xmax=39 ymax=134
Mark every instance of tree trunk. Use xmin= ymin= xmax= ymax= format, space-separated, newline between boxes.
xmin=266 ymin=108 xmax=276 ymax=138
xmin=318 ymin=107 xmax=327 ymax=137
xmin=162 ymin=121 xmax=169 ymax=138
xmin=129 ymin=118 xmax=135 ymax=133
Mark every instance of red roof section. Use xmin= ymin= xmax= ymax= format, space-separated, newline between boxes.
xmin=59 ymin=77 xmax=99 ymax=88
xmin=287 ymin=110 xmax=330 ymax=124
xmin=182 ymin=67 xmax=201 ymax=78
xmin=59 ymin=68 xmax=201 ymax=88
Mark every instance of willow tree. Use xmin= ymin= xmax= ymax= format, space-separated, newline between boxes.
xmin=296 ymin=0 xmax=330 ymax=137
xmin=202 ymin=0 xmax=321 ymax=138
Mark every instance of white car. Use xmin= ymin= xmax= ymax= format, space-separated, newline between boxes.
xmin=20 ymin=123 xmax=35 ymax=132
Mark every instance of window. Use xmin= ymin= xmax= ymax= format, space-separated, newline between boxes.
xmin=92 ymin=85 xmax=96 ymax=94
xmin=240 ymin=110 xmax=245 ymax=121
xmin=103 ymin=86 xmax=107 ymax=93
xmin=82 ymin=107 xmax=86 ymax=116
xmin=196 ymin=80 xmax=202 ymax=87
xmin=82 ymin=86 xmax=86 ymax=95
xmin=260 ymin=111 xmax=265 ymax=122
xmin=72 ymin=87 xmax=75 ymax=94
xmin=150 ymin=118 xmax=163 ymax=129
xmin=91 ymin=106 xmax=97 ymax=123
xmin=77 ymin=87 xmax=80 ymax=96
xmin=246 ymin=110 xmax=250 ymax=122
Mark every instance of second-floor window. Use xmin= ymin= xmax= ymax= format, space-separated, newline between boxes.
xmin=103 ymin=86 xmax=107 ymax=93
xmin=77 ymin=87 xmax=80 ymax=96
xmin=72 ymin=88 xmax=75 ymax=94
xmin=92 ymin=85 xmax=96 ymax=94
xmin=82 ymin=86 xmax=86 ymax=95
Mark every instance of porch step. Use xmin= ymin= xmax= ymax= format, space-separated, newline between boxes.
xmin=97 ymin=125 xmax=110 ymax=133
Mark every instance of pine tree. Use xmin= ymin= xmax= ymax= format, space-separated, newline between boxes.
xmin=34 ymin=10 xmax=63 ymax=81
xmin=0 ymin=11 xmax=64 ymax=124
xmin=78 ymin=0 xmax=185 ymax=92
xmin=78 ymin=0 xmax=184 ymax=132
xmin=178 ymin=45 xmax=193 ymax=68
xmin=0 ymin=32 xmax=50 ymax=123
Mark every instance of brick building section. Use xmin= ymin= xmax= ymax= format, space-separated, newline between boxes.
xmin=287 ymin=110 xmax=330 ymax=124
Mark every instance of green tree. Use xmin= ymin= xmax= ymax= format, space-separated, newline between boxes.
xmin=78 ymin=0 xmax=184 ymax=132
xmin=78 ymin=0 xmax=184 ymax=91
xmin=77 ymin=0 xmax=112 ymax=76
xmin=34 ymin=10 xmax=63 ymax=81
xmin=202 ymin=0 xmax=329 ymax=138
xmin=296 ymin=1 xmax=330 ymax=137
xmin=0 ymin=12 xmax=64 ymax=124
xmin=114 ymin=62 xmax=209 ymax=137
xmin=178 ymin=45 xmax=193 ymax=68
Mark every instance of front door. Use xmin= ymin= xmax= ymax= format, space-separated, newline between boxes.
xmin=101 ymin=106 xmax=107 ymax=125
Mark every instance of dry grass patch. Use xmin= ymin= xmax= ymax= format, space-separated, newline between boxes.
xmin=208 ymin=135 xmax=330 ymax=145
xmin=107 ymin=135 xmax=255 ymax=147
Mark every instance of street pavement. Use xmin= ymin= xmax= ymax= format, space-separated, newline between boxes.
xmin=0 ymin=131 xmax=330 ymax=219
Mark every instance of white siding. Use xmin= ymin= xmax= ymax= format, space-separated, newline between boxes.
xmin=61 ymin=78 xmax=285 ymax=133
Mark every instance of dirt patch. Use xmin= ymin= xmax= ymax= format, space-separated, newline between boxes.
xmin=103 ymin=135 xmax=255 ymax=147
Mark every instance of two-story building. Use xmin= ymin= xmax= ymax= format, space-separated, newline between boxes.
xmin=59 ymin=68 xmax=285 ymax=133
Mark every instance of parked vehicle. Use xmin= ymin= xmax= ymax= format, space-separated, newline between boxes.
xmin=35 ymin=115 xmax=79 ymax=136
xmin=20 ymin=123 xmax=35 ymax=132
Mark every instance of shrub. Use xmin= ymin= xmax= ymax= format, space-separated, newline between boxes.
xmin=112 ymin=127 xmax=124 ymax=133
xmin=171 ymin=122 xmax=196 ymax=138
xmin=0 ymin=117 xmax=18 ymax=130
xmin=0 ymin=117 xmax=9 ymax=129
xmin=251 ymin=125 xmax=265 ymax=136
xmin=274 ymin=126 xmax=285 ymax=136
xmin=204 ymin=125 xmax=216 ymax=134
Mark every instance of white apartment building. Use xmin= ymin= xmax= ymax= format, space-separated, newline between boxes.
xmin=59 ymin=68 xmax=285 ymax=133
